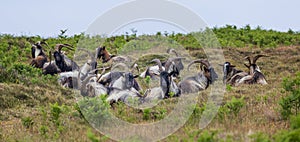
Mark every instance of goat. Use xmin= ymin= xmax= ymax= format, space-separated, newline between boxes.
xmin=57 ymin=70 xmax=79 ymax=89
xmin=142 ymin=48 xmax=184 ymax=79
xmin=30 ymin=41 xmax=48 ymax=68
xmin=237 ymin=55 xmax=269 ymax=85
xmin=178 ymin=59 xmax=218 ymax=94
xmin=143 ymin=59 xmax=181 ymax=101
xmin=220 ymin=62 xmax=248 ymax=85
xmin=98 ymin=63 xmax=141 ymax=91
xmin=139 ymin=52 xmax=185 ymax=80
xmin=106 ymin=87 xmax=142 ymax=105
xmin=78 ymin=67 xmax=108 ymax=97
xmin=76 ymin=48 xmax=98 ymax=81
xmin=95 ymin=46 xmax=131 ymax=63
xmin=53 ymin=44 xmax=79 ymax=72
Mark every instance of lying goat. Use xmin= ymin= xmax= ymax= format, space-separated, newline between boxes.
xmin=140 ymin=48 xmax=185 ymax=79
xmin=220 ymin=62 xmax=248 ymax=85
xmin=42 ymin=51 xmax=61 ymax=75
xmin=77 ymin=48 xmax=98 ymax=81
xmin=178 ymin=59 xmax=218 ymax=94
xmin=143 ymin=59 xmax=181 ymax=101
xmin=237 ymin=55 xmax=269 ymax=85
xmin=98 ymin=63 xmax=141 ymax=91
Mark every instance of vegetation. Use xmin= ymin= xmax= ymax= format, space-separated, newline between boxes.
xmin=0 ymin=25 xmax=300 ymax=141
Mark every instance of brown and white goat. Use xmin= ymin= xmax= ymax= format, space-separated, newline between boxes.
xmin=30 ymin=41 xmax=48 ymax=68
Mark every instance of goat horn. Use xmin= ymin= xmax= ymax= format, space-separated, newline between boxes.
xmin=164 ymin=57 xmax=185 ymax=71
xmin=253 ymin=55 xmax=269 ymax=64
xmin=151 ymin=59 xmax=163 ymax=72
xmin=131 ymin=63 xmax=140 ymax=73
xmin=244 ymin=63 xmax=250 ymax=69
xmin=167 ymin=48 xmax=179 ymax=56
xmin=244 ymin=56 xmax=252 ymax=65
xmin=56 ymin=44 xmax=74 ymax=53
xmin=48 ymin=51 xmax=52 ymax=65
xmin=187 ymin=59 xmax=210 ymax=71
xmin=96 ymin=66 xmax=108 ymax=82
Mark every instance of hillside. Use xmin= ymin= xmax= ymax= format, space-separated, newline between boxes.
xmin=1 ymin=26 xmax=300 ymax=141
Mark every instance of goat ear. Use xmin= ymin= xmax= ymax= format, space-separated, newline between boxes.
xmin=218 ymin=64 xmax=223 ymax=66
xmin=203 ymin=66 xmax=209 ymax=71
xmin=230 ymin=65 xmax=236 ymax=68
xmin=103 ymin=46 xmax=106 ymax=50
xmin=133 ymin=75 xmax=139 ymax=78
xmin=244 ymin=64 xmax=250 ymax=68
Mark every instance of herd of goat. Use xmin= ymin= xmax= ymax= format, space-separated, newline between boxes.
xmin=30 ymin=41 xmax=269 ymax=105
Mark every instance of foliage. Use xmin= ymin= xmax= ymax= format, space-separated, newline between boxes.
xmin=197 ymin=130 xmax=218 ymax=142
xmin=21 ymin=116 xmax=34 ymax=129
xmin=225 ymin=96 xmax=245 ymax=117
xmin=249 ymin=132 xmax=271 ymax=142
xmin=274 ymin=115 xmax=300 ymax=142
xmin=279 ymin=72 xmax=300 ymax=119
xmin=77 ymin=95 xmax=111 ymax=127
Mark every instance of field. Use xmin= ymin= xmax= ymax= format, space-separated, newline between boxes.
xmin=1 ymin=25 xmax=300 ymax=141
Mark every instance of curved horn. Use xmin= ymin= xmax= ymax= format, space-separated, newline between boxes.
xmin=55 ymin=44 xmax=74 ymax=53
xmin=131 ymin=63 xmax=140 ymax=73
xmin=48 ymin=51 xmax=52 ymax=65
xmin=253 ymin=55 xmax=269 ymax=64
xmin=151 ymin=59 xmax=163 ymax=72
xmin=164 ymin=57 xmax=185 ymax=71
xmin=167 ymin=48 xmax=179 ymax=56
xmin=40 ymin=40 xmax=49 ymax=47
xmin=244 ymin=56 xmax=252 ymax=65
xmin=187 ymin=59 xmax=210 ymax=71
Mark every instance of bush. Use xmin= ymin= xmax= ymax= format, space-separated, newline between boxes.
xmin=279 ymin=72 xmax=300 ymax=119
xmin=225 ymin=96 xmax=245 ymax=117
xmin=21 ymin=116 xmax=34 ymax=129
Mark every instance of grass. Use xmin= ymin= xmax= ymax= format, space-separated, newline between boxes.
xmin=0 ymin=29 xmax=300 ymax=141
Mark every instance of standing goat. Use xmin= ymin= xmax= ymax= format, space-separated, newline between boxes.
xmin=178 ymin=59 xmax=218 ymax=94
xmin=237 ymin=55 xmax=269 ymax=85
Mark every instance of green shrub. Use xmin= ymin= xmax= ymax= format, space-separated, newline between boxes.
xmin=290 ymin=115 xmax=300 ymax=130
xmin=143 ymin=108 xmax=151 ymax=120
xmin=279 ymin=72 xmax=300 ymax=119
xmin=197 ymin=130 xmax=217 ymax=142
xmin=249 ymin=132 xmax=271 ymax=142
xmin=21 ymin=116 xmax=34 ymax=128
xmin=225 ymin=96 xmax=245 ymax=117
